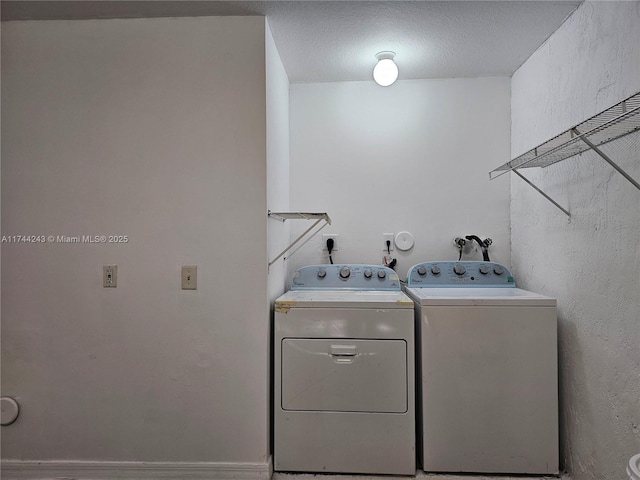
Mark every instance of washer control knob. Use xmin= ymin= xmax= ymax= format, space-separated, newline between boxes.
xmin=493 ymin=266 xmax=504 ymax=275
xmin=431 ymin=265 xmax=441 ymax=275
xmin=377 ymin=269 xmax=387 ymax=279
xmin=479 ymin=265 xmax=490 ymax=275
xmin=339 ymin=267 xmax=351 ymax=279
xmin=317 ymin=268 xmax=326 ymax=278
xmin=364 ymin=269 xmax=373 ymax=279
xmin=453 ymin=264 xmax=466 ymax=276
xmin=417 ymin=266 xmax=427 ymax=276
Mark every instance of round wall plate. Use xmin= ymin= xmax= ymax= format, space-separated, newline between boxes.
xmin=1 ymin=397 xmax=19 ymax=426
xmin=394 ymin=231 xmax=414 ymax=251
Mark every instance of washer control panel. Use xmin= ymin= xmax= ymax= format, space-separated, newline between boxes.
xmin=291 ymin=264 xmax=401 ymax=291
xmin=406 ymin=261 xmax=515 ymax=287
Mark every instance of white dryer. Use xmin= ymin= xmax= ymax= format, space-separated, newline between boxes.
xmin=274 ymin=264 xmax=415 ymax=475
xmin=404 ymin=261 xmax=558 ymax=475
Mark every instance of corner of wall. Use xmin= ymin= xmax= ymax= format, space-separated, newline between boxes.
xmin=266 ymin=18 xmax=291 ymax=302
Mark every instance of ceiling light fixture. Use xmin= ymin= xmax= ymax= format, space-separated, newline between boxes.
xmin=373 ymin=51 xmax=398 ymax=87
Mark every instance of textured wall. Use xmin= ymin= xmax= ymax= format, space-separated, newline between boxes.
xmin=1 ymin=17 xmax=269 ymax=464
xmin=511 ymin=2 xmax=640 ymax=479
xmin=289 ymin=77 xmax=511 ymax=280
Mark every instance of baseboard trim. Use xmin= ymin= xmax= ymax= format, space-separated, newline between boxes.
xmin=1 ymin=460 xmax=272 ymax=480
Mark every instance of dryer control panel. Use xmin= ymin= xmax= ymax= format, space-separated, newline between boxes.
xmin=291 ymin=264 xmax=401 ymax=291
xmin=406 ymin=261 xmax=515 ymax=287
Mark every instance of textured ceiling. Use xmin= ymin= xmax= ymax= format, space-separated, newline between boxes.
xmin=1 ymin=1 xmax=582 ymax=83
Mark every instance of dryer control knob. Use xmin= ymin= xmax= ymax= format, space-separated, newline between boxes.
xmin=453 ymin=264 xmax=466 ymax=275
xmin=339 ymin=267 xmax=351 ymax=279
xmin=417 ymin=266 xmax=427 ymax=276
xmin=493 ymin=266 xmax=504 ymax=275
xmin=317 ymin=268 xmax=326 ymax=278
xmin=377 ymin=269 xmax=387 ymax=279
xmin=364 ymin=269 xmax=373 ymax=279
xmin=431 ymin=265 xmax=441 ymax=275
xmin=479 ymin=265 xmax=490 ymax=275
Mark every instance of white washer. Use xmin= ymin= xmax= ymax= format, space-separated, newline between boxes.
xmin=405 ymin=261 xmax=558 ymax=475
xmin=274 ymin=264 xmax=415 ymax=475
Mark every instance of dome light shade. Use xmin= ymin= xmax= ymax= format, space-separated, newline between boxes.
xmin=373 ymin=51 xmax=398 ymax=87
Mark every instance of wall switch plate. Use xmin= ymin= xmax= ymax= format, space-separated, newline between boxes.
xmin=182 ymin=266 xmax=197 ymax=290
xmin=322 ymin=234 xmax=339 ymax=252
xmin=103 ymin=265 xmax=117 ymax=288
xmin=383 ymin=233 xmax=394 ymax=252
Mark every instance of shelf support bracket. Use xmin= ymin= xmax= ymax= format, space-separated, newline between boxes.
xmin=513 ymin=169 xmax=571 ymax=218
xmin=573 ymin=128 xmax=640 ymax=191
xmin=267 ymin=212 xmax=331 ymax=268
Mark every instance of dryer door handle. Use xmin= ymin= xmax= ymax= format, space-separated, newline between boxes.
xmin=330 ymin=345 xmax=358 ymax=357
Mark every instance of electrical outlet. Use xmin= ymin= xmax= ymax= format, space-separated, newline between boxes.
xmin=182 ymin=266 xmax=197 ymax=290
xmin=383 ymin=233 xmax=394 ymax=252
xmin=322 ymin=234 xmax=339 ymax=252
xmin=103 ymin=265 xmax=117 ymax=288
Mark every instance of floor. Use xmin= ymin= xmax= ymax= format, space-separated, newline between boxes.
xmin=274 ymin=472 xmax=566 ymax=480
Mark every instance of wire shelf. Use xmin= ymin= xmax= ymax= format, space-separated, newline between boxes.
xmin=490 ymin=91 xmax=640 ymax=179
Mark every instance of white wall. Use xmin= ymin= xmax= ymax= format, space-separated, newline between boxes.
xmin=511 ymin=2 xmax=640 ymax=479
xmin=289 ymin=78 xmax=511 ymax=279
xmin=1 ymin=16 xmax=270 ymax=467
xmin=265 ymin=19 xmax=290 ymax=462
xmin=266 ymin=20 xmax=290 ymax=302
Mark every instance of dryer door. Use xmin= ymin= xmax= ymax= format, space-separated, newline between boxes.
xmin=281 ymin=338 xmax=407 ymax=413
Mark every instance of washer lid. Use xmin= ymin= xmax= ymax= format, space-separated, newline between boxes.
xmin=404 ymin=287 xmax=556 ymax=306
xmin=276 ymin=289 xmax=414 ymax=310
